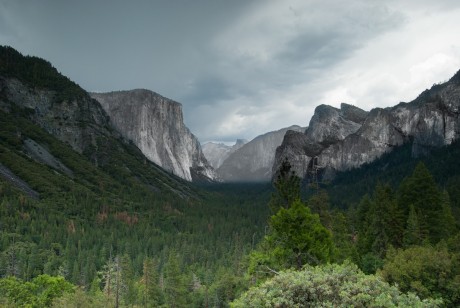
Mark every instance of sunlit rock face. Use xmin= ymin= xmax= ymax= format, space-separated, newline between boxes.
xmin=274 ymin=70 xmax=460 ymax=180
xmin=91 ymin=89 xmax=217 ymax=182
xmin=217 ymin=126 xmax=305 ymax=182
xmin=202 ymin=139 xmax=247 ymax=169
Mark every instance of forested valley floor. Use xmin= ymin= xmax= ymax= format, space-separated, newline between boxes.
xmin=1 ymin=142 xmax=460 ymax=307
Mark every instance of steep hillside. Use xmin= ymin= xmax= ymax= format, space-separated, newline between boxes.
xmin=315 ymin=140 xmax=460 ymax=212
xmin=0 ymin=45 xmax=199 ymax=199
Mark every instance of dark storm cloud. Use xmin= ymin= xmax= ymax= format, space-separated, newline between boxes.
xmin=0 ymin=7 xmax=16 ymax=39
xmin=179 ymin=1 xmax=407 ymax=141
xmin=1 ymin=0 xmax=459 ymax=142
xmin=276 ymin=6 xmax=403 ymax=69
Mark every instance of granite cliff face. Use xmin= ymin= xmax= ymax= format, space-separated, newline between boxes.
xmin=202 ymin=139 xmax=247 ymax=169
xmin=91 ymin=90 xmax=217 ymax=182
xmin=274 ymin=70 xmax=460 ymax=180
xmin=0 ymin=76 xmax=112 ymax=158
xmin=218 ymin=126 xmax=304 ymax=182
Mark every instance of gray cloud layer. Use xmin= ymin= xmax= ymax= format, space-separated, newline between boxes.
xmin=1 ymin=0 xmax=460 ymax=143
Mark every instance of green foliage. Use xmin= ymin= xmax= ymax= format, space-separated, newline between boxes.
xmin=398 ymin=162 xmax=454 ymax=243
xmin=269 ymin=199 xmax=334 ymax=268
xmin=403 ymin=204 xmax=424 ymax=247
xmin=359 ymin=252 xmax=385 ymax=275
xmin=371 ymin=183 xmax=404 ymax=256
xmin=232 ymin=262 xmax=441 ymax=307
xmin=269 ymin=158 xmax=301 ymax=212
xmin=208 ymin=267 xmax=246 ymax=307
xmin=0 ymin=274 xmax=74 ymax=307
xmin=440 ymin=190 xmax=457 ymax=239
xmin=307 ymin=190 xmax=332 ymax=229
xmin=354 ymin=183 xmax=404 ymax=271
xmin=329 ymin=210 xmax=358 ymax=263
xmin=248 ymin=199 xmax=334 ymax=283
xmin=52 ymin=287 xmax=107 ymax=308
xmin=141 ymin=257 xmax=163 ymax=307
xmin=380 ymin=245 xmax=460 ymax=306
xmin=164 ymin=251 xmax=188 ymax=308
xmin=354 ymin=164 xmax=458 ymax=275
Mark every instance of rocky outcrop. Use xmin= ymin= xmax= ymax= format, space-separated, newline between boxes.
xmin=306 ymin=104 xmax=366 ymax=147
xmin=0 ymin=163 xmax=40 ymax=200
xmin=274 ymin=70 xmax=460 ymax=181
xmin=90 ymin=90 xmax=217 ymax=182
xmin=218 ymin=126 xmax=305 ymax=182
xmin=24 ymin=138 xmax=74 ymax=177
xmin=202 ymin=139 xmax=247 ymax=169
xmin=0 ymin=76 xmax=112 ymax=156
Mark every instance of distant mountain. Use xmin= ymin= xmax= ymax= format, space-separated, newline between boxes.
xmin=217 ymin=126 xmax=305 ymax=182
xmin=274 ymin=70 xmax=460 ymax=181
xmin=202 ymin=139 xmax=247 ymax=169
xmin=91 ymin=90 xmax=217 ymax=182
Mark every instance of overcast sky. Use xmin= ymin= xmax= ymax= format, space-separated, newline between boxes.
xmin=1 ymin=0 xmax=460 ymax=144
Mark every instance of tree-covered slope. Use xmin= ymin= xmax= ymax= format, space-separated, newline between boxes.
xmin=0 ymin=45 xmax=202 ymax=199
xmin=320 ymin=140 xmax=460 ymax=211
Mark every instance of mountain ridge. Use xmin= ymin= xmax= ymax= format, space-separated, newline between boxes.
xmin=217 ymin=125 xmax=305 ymax=182
xmin=202 ymin=139 xmax=247 ymax=169
xmin=274 ymin=70 xmax=460 ymax=181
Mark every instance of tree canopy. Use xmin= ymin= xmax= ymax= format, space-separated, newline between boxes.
xmin=232 ymin=262 xmax=441 ymax=307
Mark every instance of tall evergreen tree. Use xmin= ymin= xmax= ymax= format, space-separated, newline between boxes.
xmin=439 ymin=190 xmax=457 ymax=239
xmin=370 ymin=184 xmax=403 ymax=257
xmin=355 ymin=194 xmax=373 ymax=254
xmin=120 ymin=254 xmax=135 ymax=306
xmin=398 ymin=162 xmax=444 ymax=243
xmin=249 ymin=199 xmax=334 ymax=277
xmin=141 ymin=257 xmax=163 ymax=307
xmin=269 ymin=159 xmax=301 ymax=212
xmin=164 ymin=251 xmax=187 ymax=308
xmin=403 ymin=205 xmax=423 ymax=247
xmin=307 ymin=190 xmax=332 ymax=229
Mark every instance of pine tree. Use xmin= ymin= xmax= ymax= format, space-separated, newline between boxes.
xmin=307 ymin=190 xmax=332 ymax=229
xmin=398 ymin=162 xmax=443 ymax=243
xmin=439 ymin=190 xmax=456 ymax=239
xmin=355 ymin=194 xmax=373 ymax=255
xmin=267 ymin=199 xmax=333 ymax=270
xmin=120 ymin=254 xmax=135 ymax=306
xmin=100 ymin=255 xmax=124 ymax=307
xmin=164 ymin=251 xmax=187 ymax=308
xmin=403 ymin=204 xmax=423 ymax=247
xmin=269 ymin=159 xmax=301 ymax=212
xmin=370 ymin=184 xmax=403 ymax=257
xmin=141 ymin=257 xmax=163 ymax=307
